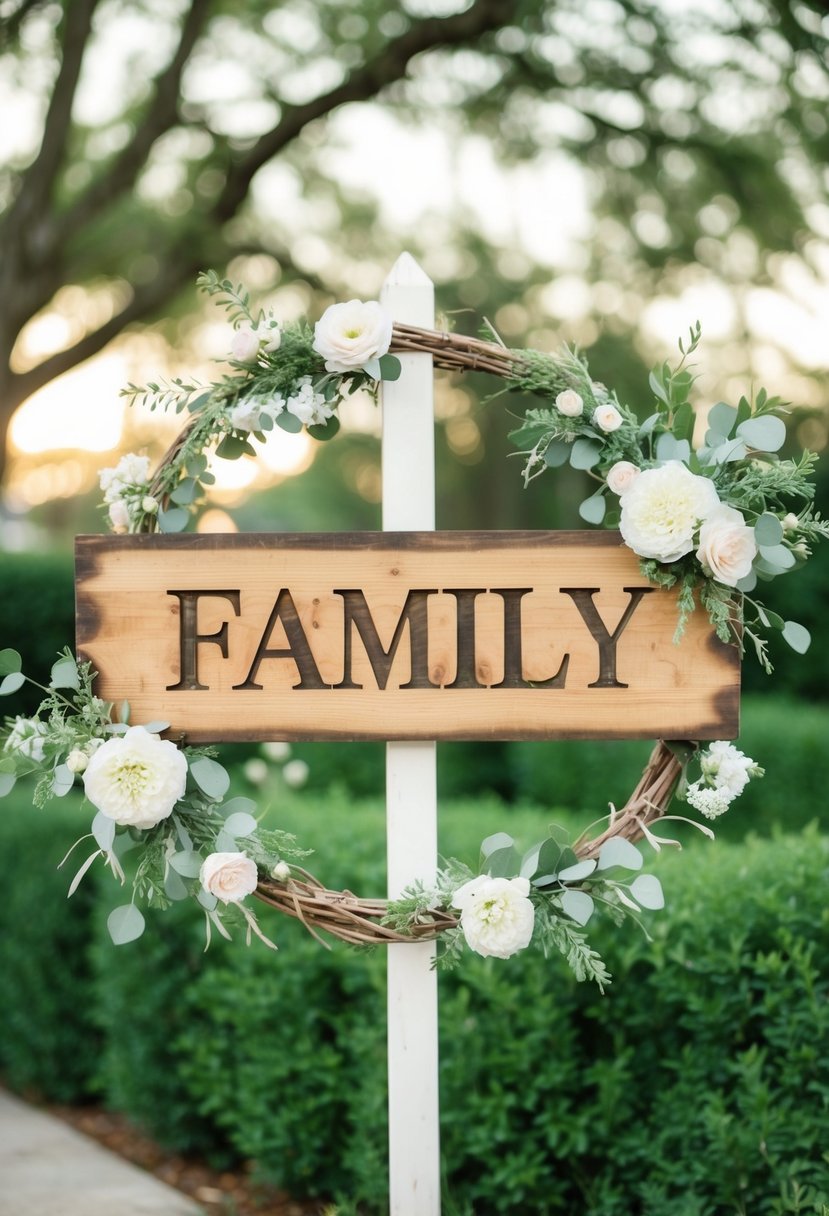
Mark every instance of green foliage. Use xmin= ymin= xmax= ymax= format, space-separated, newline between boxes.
xmin=0 ymin=551 xmax=75 ymax=716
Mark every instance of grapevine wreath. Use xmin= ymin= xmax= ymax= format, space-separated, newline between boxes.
xmin=2 ymin=273 xmax=825 ymax=989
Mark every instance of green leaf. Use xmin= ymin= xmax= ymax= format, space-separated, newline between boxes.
xmin=189 ymin=755 xmax=230 ymax=800
xmin=0 ymin=672 xmax=25 ymax=696
xmin=187 ymin=391 xmax=212 ymax=414
xmin=578 ymin=494 xmax=606 ymax=525
xmin=629 ymin=874 xmax=665 ymax=910
xmin=672 ymin=402 xmax=694 ymax=442
xmin=597 ymin=838 xmax=643 ymax=872
xmin=561 ymin=889 xmax=595 ymax=926
xmin=220 ymin=796 xmax=258 ymax=817
xmin=378 ymin=354 xmax=402 ymax=381
xmin=0 ymin=648 xmax=22 ymax=677
xmin=782 ymin=620 xmax=811 ymax=654
xmin=736 ymin=571 xmax=757 ymax=592
xmin=50 ymin=656 xmax=80 ymax=689
xmin=543 ymin=440 xmax=570 ymax=468
xmin=308 ymin=416 xmax=341 ymax=442
xmin=362 ymin=356 xmax=382 ymax=379
xmin=157 ymin=507 xmax=189 ymax=533
xmin=707 ymin=402 xmax=737 ymax=437
xmin=638 ymin=412 xmax=660 ymax=439
xmin=648 ymin=370 xmax=669 ymax=404
xmin=170 ymin=478 xmax=199 ymax=506
xmin=569 ymin=438 xmax=602 ymax=470
xmin=756 ymin=605 xmax=784 ymax=630
xmin=737 ymin=415 xmax=786 ymax=452
xmin=276 ymin=410 xmax=303 ymax=434
xmin=757 ymin=543 xmax=795 ymax=571
xmin=107 ymin=904 xmax=146 ymax=945
xmin=558 ymin=859 xmax=598 ymax=882
xmin=140 ymin=720 xmax=170 ymax=734
xmin=169 ymin=850 xmax=203 ymax=878
xmin=215 ymin=434 xmax=253 ymax=459
xmin=655 ymin=433 xmax=691 ymax=464
xmin=164 ymin=868 xmax=189 ymax=901
xmin=0 ymin=771 xmax=16 ymax=796
xmin=51 ymin=764 xmax=74 ymax=797
xmin=481 ymin=832 xmax=514 ymax=858
xmin=224 ymin=811 xmax=258 ymax=838
xmin=754 ymin=513 xmax=784 ymax=546
xmin=91 ymin=812 xmax=116 ymax=852
xmin=486 ymin=845 xmax=520 ymax=878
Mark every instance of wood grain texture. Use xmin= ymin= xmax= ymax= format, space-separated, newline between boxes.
xmin=75 ymin=531 xmax=740 ymax=742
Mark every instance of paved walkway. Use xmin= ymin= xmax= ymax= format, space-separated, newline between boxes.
xmin=0 ymin=1089 xmax=204 ymax=1216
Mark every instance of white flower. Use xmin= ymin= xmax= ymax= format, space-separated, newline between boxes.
xmin=261 ymin=322 xmax=282 ymax=353
xmin=286 ymin=377 xmax=334 ymax=426
xmin=593 ymin=404 xmax=623 ymax=433
xmin=108 ymin=499 xmax=131 ymax=533
xmin=82 ymin=725 xmax=187 ymax=830
xmin=228 ymin=398 xmax=265 ymax=432
xmin=4 ymin=717 xmax=48 ymax=763
xmin=695 ymin=504 xmax=757 ymax=588
xmin=271 ymin=860 xmax=292 ymax=881
xmin=606 ymin=460 xmax=640 ymax=496
xmin=313 ymin=299 xmax=393 ymax=373
xmin=282 ymin=758 xmax=309 ymax=789
xmin=686 ymin=783 xmax=733 ymax=819
xmin=66 ymin=748 xmax=90 ymax=774
xmin=231 ymin=324 xmax=261 ymax=363
xmin=262 ymin=741 xmax=291 ymax=761
xmin=619 ymin=461 xmax=720 ymax=563
xmin=783 ymin=512 xmax=799 ymax=533
xmin=701 ymin=740 xmax=755 ymax=799
xmin=452 ymin=874 xmax=535 ymax=959
xmin=244 ymin=758 xmax=268 ymax=786
xmin=555 ymin=389 xmax=583 ymax=418
xmin=200 ymin=851 xmax=259 ymax=904
xmin=141 ymin=495 xmax=159 ymax=514
xmin=99 ymin=453 xmax=151 ymax=503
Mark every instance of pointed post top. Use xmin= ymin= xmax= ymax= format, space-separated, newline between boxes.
xmin=383 ymin=251 xmax=432 ymax=290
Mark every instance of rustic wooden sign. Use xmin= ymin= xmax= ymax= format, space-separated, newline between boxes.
xmin=75 ymin=531 xmax=739 ymax=743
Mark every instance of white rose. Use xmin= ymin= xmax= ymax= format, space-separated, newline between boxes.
xmin=593 ymin=404 xmax=624 ymax=433
xmin=619 ymin=461 xmax=720 ymax=563
xmin=695 ymin=504 xmax=757 ymax=588
xmin=231 ymin=324 xmax=261 ymax=363
xmin=108 ymin=499 xmax=131 ymax=533
xmin=313 ymin=299 xmax=393 ymax=373
xmin=82 ymin=725 xmax=187 ymax=830
xmin=141 ymin=495 xmax=158 ymax=514
xmin=200 ymin=851 xmax=259 ymax=903
xmin=4 ymin=717 xmax=48 ymax=763
xmin=555 ymin=389 xmax=583 ymax=418
xmin=452 ymin=874 xmax=535 ymax=959
xmin=606 ymin=460 xmax=640 ymax=496
xmin=66 ymin=748 xmax=89 ymax=774
xmin=282 ymin=758 xmax=309 ymax=789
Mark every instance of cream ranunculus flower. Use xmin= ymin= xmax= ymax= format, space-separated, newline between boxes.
xmin=82 ymin=726 xmax=187 ymax=829
xmin=606 ymin=460 xmax=640 ymax=496
xmin=555 ymin=389 xmax=583 ymax=417
xmin=452 ymin=874 xmax=535 ymax=959
xmin=619 ymin=461 xmax=720 ymax=563
xmin=593 ymin=403 xmax=623 ymax=433
xmin=200 ymin=851 xmax=259 ymax=903
xmin=695 ymin=504 xmax=758 ymax=587
xmin=313 ymin=299 xmax=393 ymax=373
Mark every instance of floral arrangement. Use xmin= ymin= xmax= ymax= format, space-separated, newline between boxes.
xmin=3 ymin=272 xmax=821 ymax=989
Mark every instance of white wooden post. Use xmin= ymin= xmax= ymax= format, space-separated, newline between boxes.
xmin=381 ymin=253 xmax=441 ymax=1216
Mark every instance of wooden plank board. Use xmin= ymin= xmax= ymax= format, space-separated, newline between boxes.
xmin=75 ymin=531 xmax=740 ymax=742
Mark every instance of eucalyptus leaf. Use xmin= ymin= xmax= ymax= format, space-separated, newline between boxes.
xmin=519 ymin=843 xmax=542 ymax=879
xmin=276 ymin=410 xmax=303 ymax=434
xmin=629 ymin=874 xmax=665 ymax=910
xmin=0 ymin=772 xmax=16 ymax=796
xmin=638 ymin=412 xmax=660 ymax=438
xmin=736 ymin=571 xmax=757 ymax=593
xmin=50 ymin=656 xmax=79 ymax=689
xmin=655 ymin=432 xmax=690 ymax=464
xmin=140 ymin=720 xmax=171 ymax=734
xmin=481 ymin=832 xmax=514 ymax=858
xmin=214 ymin=830 xmax=236 ymax=853
xmin=782 ymin=620 xmax=811 ymax=654
xmin=757 ymin=544 xmax=795 ymax=570
xmin=0 ymin=648 xmax=22 ymax=676
xmin=220 ymin=796 xmax=258 ymax=817
xmin=597 ymin=838 xmax=643 ymax=872
xmin=561 ymin=889 xmax=595 ymax=926
xmin=186 ymin=391 xmax=212 ymax=414
xmin=51 ymin=764 xmax=75 ymax=797
xmin=164 ymin=868 xmax=189 ymax=901
xmin=157 ymin=507 xmax=189 ymax=533
xmin=224 ymin=811 xmax=258 ymax=838
xmin=169 ymin=850 xmax=204 ymax=878
xmin=707 ymin=401 xmax=737 ymax=437
xmin=170 ymin=478 xmax=199 ymax=505
xmin=378 ymin=353 xmax=402 ymax=381
xmin=557 ymin=859 xmax=598 ymax=883
xmin=107 ymin=904 xmax=146 ymax=945
xmin=647 ymin=371 xmax=668 ymax=404
xmin=308 ymin=416 xmax=341 ymax=442
xmin=737 ymin=414 xmax=786 ymax=452
xmin=578 ymin=494 xmax=606 ymax=524
xmin=197 ymin=889 xmax=218 ymax=911
xmin=756 ymin=605 xmax=784 ymax=630
xmin=0 ymin=672 xmax=25 ymax=695
xmin=362 ymin=357 xmax=382 ymax=379
xmin=486 ymin=845 xmax=520 ymax=878
xmin=91 ymin=812 xmax=116 ymax=852
xmin=754 ymin=513 xmax=784 ymax=547
xmin=569 ymin=438 xmax=602 ymax=470
xmin=543 ymin=440 xmax=570 ymax=468
xmin=189 ymin=755 xmax=231 ymax=800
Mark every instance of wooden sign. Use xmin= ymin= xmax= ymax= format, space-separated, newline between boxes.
xmin=75 ymin=531 xmax=739 ymax=743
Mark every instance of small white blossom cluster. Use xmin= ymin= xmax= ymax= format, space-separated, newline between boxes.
xmin=614 ymin=461 xmax=757 ymax=586
xmin=229 ymin=377 xmax=334 ymax=434
xmin=686 ymin=740 xmax=762 ymax=819
xmin=98 ymin=452 xmax=156 ymax=534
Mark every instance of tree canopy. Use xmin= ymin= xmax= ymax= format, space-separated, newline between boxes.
xmin=1 ymin=0 xmax=827 ymax=489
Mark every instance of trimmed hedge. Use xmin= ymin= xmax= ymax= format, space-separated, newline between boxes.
xmin=2 ymin=783 xmax=827 ymax=1213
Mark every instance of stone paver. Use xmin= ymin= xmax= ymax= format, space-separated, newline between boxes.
xmin=0 ymin=1089 xmax=204 ymax=1216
